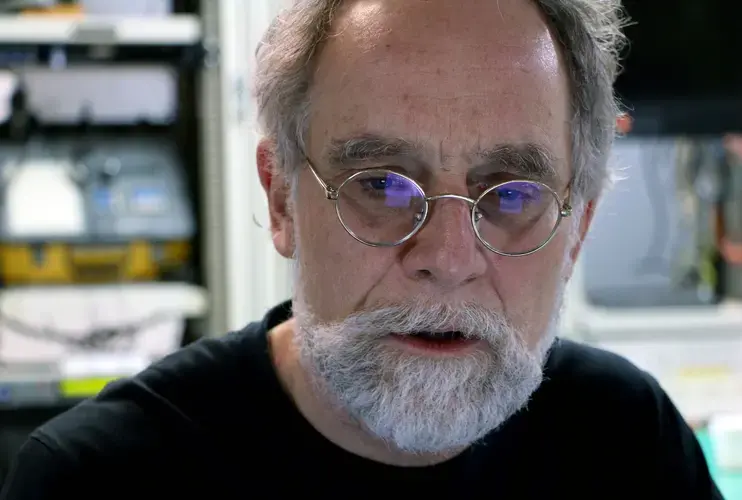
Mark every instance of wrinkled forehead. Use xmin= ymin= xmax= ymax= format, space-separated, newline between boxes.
xmin=324 ymin=0 xmax=561 ymax=68
xmin=306 ymin=0 xmax=572 ymax=180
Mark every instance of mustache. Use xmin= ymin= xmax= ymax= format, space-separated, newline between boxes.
xmin=326 ymin=300 xmax=517 ymax=342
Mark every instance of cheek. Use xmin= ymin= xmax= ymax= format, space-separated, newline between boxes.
xmin=293 ymin=185 xmax=387 ymax=319
xmin=494 ymin=237 xmax=568 ymax=333
xmin=294 ymin=188 xmax=346 ymax=276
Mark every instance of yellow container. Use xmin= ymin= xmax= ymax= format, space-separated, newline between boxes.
xmin=0 ymin=240 xmax=191 ymax=285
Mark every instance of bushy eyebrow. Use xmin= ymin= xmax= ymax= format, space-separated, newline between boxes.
xmin=326 ymin=134 xmax=422 ymax=166
xmin=471 ymin=143 xmax=559 ymax=184
xmin=324 ymin=133 xmax=559 ymax=184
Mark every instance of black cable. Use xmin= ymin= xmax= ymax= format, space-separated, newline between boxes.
xmin=0 ymin=311 xmax=175 ymax=351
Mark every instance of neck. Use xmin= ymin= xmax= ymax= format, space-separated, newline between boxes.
xmin=267 ymin=318 xmax=461 ymax=467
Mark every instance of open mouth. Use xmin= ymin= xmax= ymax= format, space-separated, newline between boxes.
xmin=392 ymin=331 xmax=480 ymax=350
xmin=410 ymin=331 xmax=466 ymax=341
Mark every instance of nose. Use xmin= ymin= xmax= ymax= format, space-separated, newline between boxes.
xmin=400 ymin=195 xmax=488 ymax=288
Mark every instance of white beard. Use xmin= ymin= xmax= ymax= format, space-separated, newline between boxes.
xmin=288 ymin=203 xmax=576 ymax=455
xmin=291 ymin=280 xmax=565 ymax=454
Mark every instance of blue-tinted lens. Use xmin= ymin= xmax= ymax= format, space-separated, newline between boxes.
xmin=495 ymin=181 xmax=543 ymax=214
xmin=337 ymin=170 xmax=426 ymax=244
xmin=475 ymin=180 xmax=559 ymax=254
xmin=358 ymin=173 xmax=421 ymax=208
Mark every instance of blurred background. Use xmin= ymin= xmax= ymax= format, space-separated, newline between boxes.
xmin=0 ymin=0 xmax=740 ymax=496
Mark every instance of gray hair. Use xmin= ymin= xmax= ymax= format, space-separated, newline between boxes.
xmin=254 ymin=0 xmax=628 ymax=203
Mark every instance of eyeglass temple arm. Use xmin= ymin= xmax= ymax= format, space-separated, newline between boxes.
xmin=560 ymin=203 xmax=573 ymax=218
xmin=560 ymin=182 xmax=575 ymax=218
xmin=305 ymin=159 xmax=338 ymax=200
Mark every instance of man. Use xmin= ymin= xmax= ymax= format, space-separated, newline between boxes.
xmin=1 ymin=0 xmax=723 ymax=498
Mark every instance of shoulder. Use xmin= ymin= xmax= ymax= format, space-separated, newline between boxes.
xmin=536 ymin=339 xmax=671 ymax=441
xmin=544 ymin=338 xmax=662 ymax=398
xmin=535 ymin=339 xmax=721 ymax=497
xmin=536 ymin=339 xmax=694 ymax=460
xmin=10 ymin=322 xmax=270 ymax=481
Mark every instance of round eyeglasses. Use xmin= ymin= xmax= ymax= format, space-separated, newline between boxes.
xmin=306 ymin=160 xmax=573 ymax=257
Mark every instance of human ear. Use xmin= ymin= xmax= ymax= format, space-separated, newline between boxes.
xmin=257 ymin=139 xmax=295 ymax=258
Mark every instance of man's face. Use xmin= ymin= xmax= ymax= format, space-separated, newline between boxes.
xmin=265 ymin=0 xmax=586 ymax=453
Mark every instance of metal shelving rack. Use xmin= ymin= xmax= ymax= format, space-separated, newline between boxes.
xmin=0 ymin=7 xmax=220 ymax=480
xmin=0 ymin=11 xmax=211 ymax=410
xmin=0 ymin=0 xmax=297 ymax=409
xmin=0 ymin=14 xmax=204 ymax=64
xmin=0 ymin=15 xmax=201 ymax=43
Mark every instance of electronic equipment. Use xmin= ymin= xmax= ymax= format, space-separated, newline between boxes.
xmin=0 ymin=137 xmax=195 ymax=285
xmin=0 ymin=0 xmax=81 ymax=14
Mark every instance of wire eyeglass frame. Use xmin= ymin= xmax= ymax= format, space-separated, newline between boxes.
xmin=305 ymin=157 xmax=573 ymax=257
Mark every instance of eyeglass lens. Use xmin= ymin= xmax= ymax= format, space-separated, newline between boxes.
xmin=335 ymin=170 xmax=560 ymax=254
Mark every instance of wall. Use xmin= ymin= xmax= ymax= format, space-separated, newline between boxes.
xmin=216 ymin=0 xmax=294 ymax=332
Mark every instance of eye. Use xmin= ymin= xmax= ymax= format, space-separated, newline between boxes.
xmin=496 ymin=187 xmax=525 ymax=201
xmin=360 ymin=176 xmax=390 ymax=191
xmin=494 ymin=183 xmax=539 ymax=201
xmin=359 ymin=174 xmax=410 ymax=192
xmin=475 ymin=176 xmax=521 ymax=195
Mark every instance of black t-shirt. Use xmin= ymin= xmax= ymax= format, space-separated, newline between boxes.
xmin=0 ymin=302 xmax=724 ymax=499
